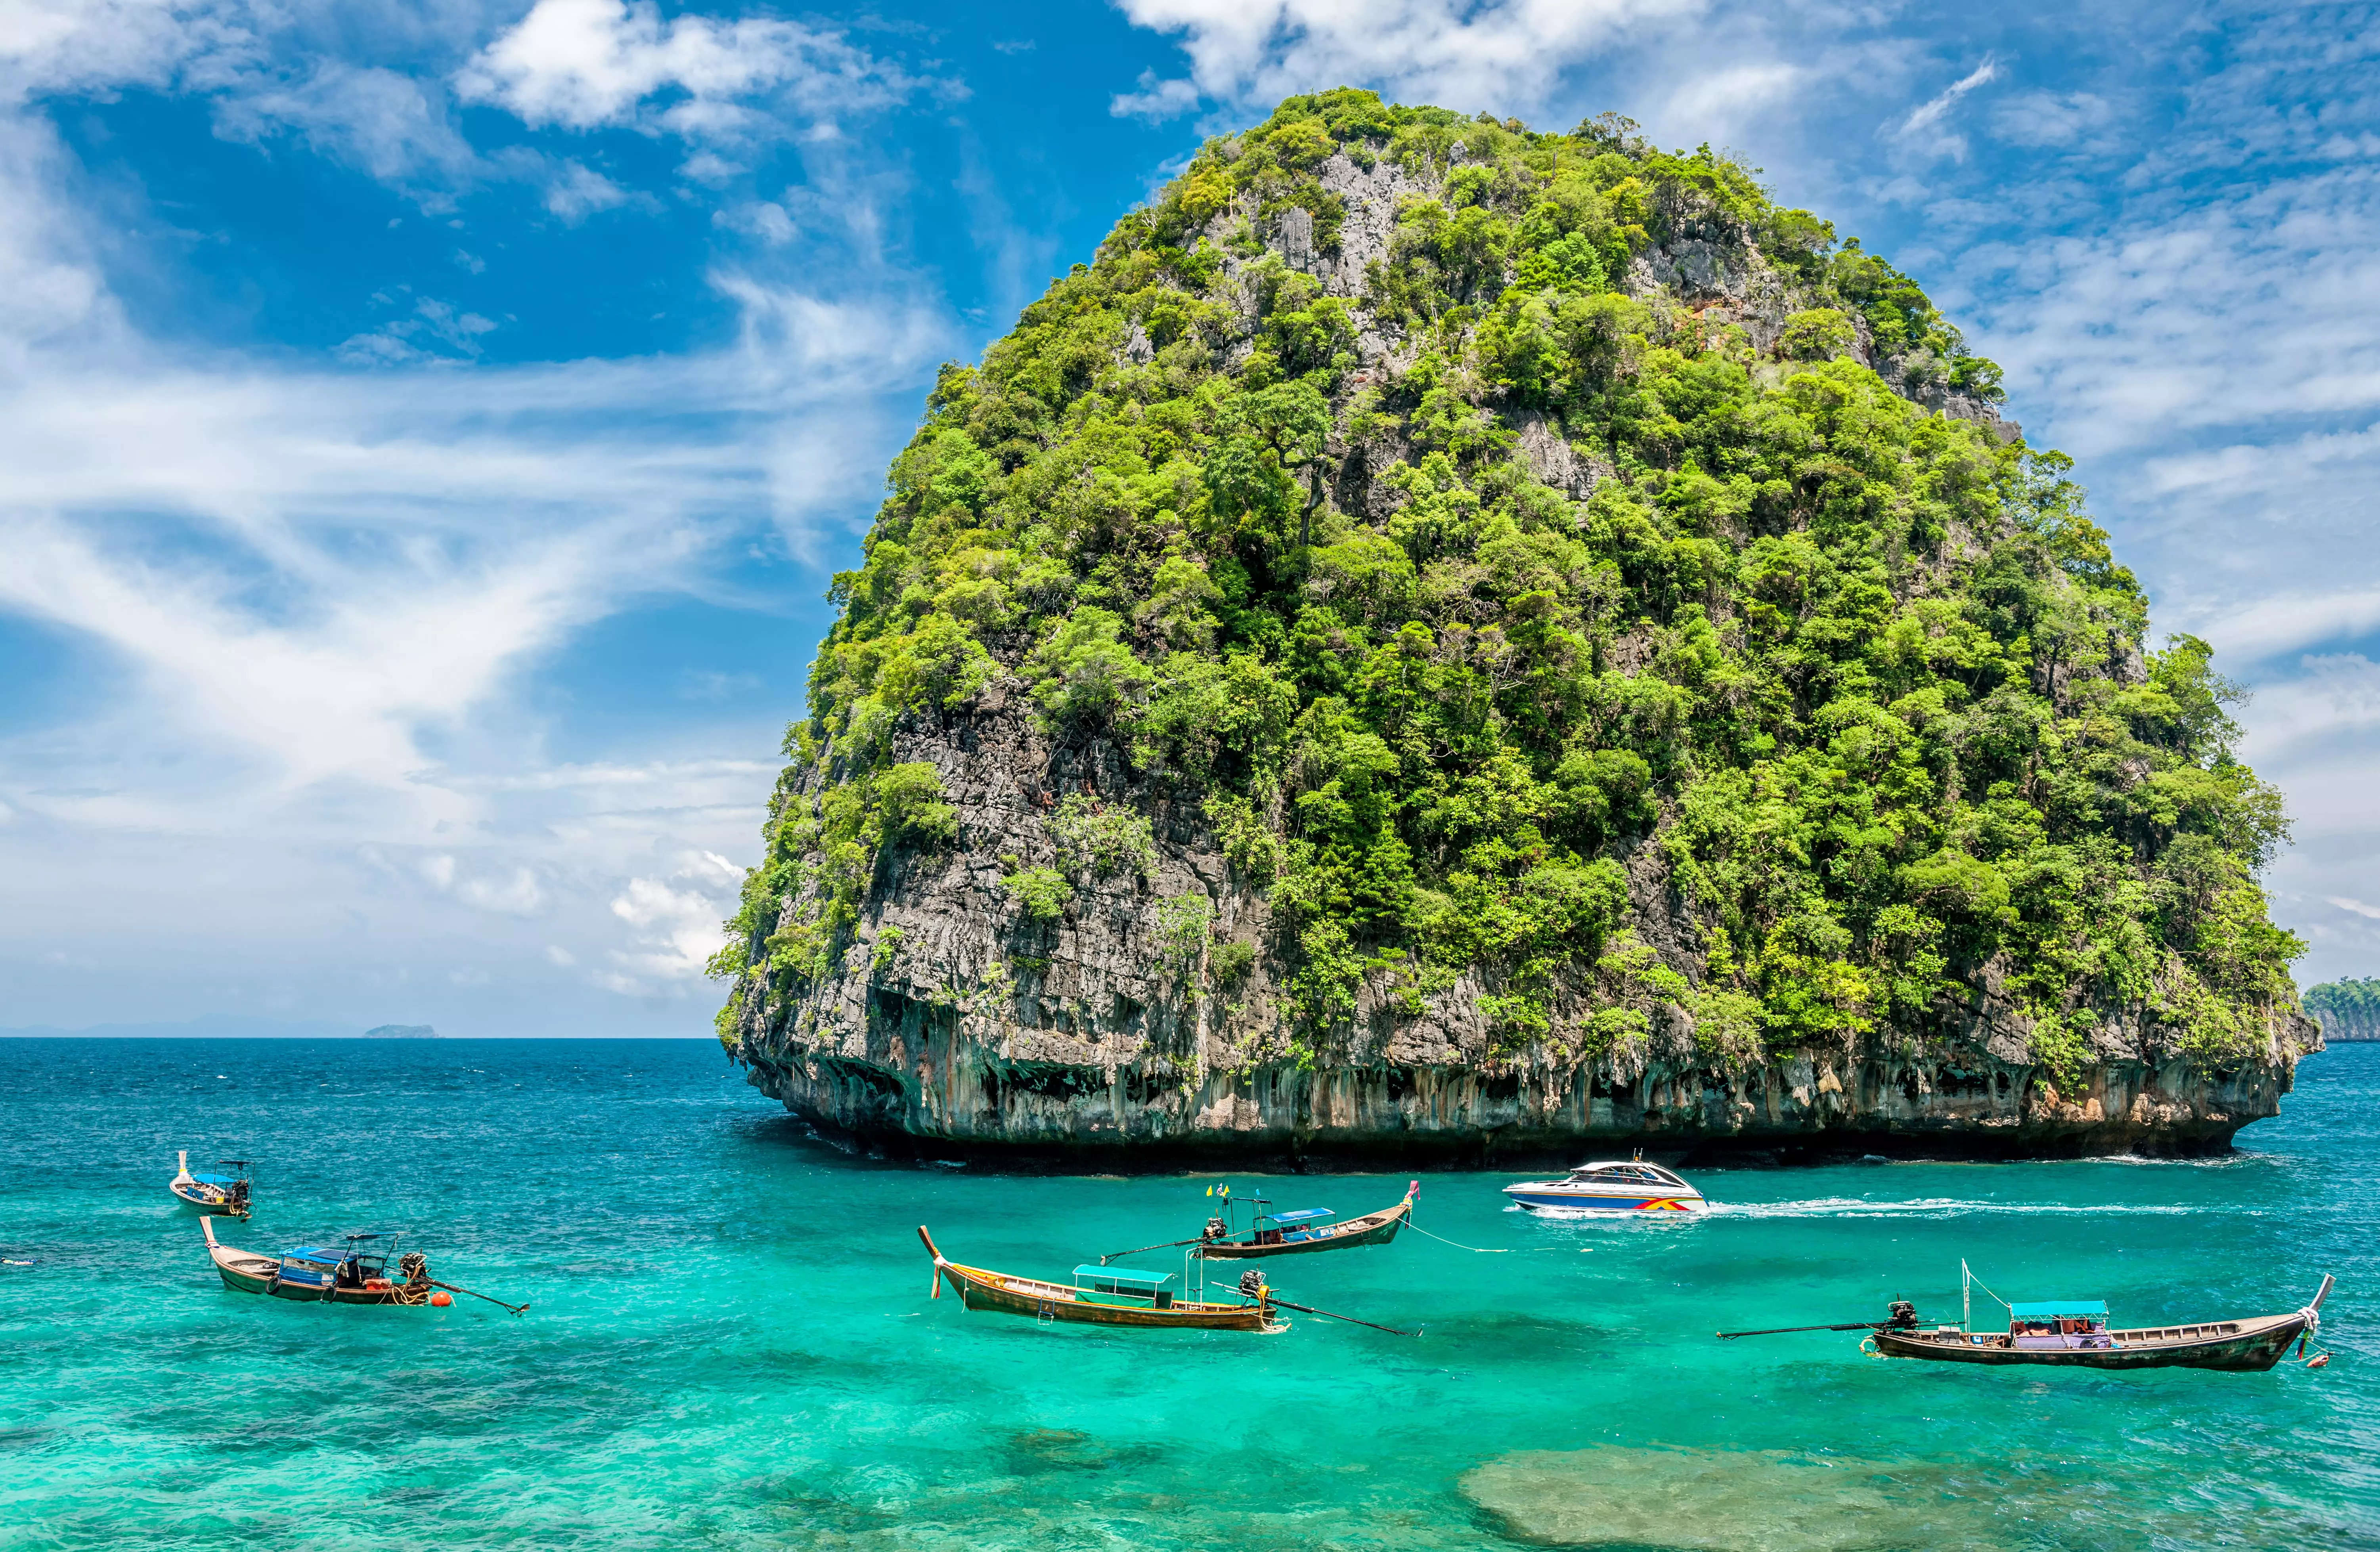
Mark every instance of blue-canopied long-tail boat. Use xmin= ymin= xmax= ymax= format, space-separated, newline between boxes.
xmin=202 ymin=1217 xmax=431 ymax=1305
xmin=169 ymin=1151 xmax=251 ymax=1218
xmin=1098 ymin=1182 xmax=1418 ymax=1266
xmin=1720 ymin=1266 xmax=2334 ymax=1371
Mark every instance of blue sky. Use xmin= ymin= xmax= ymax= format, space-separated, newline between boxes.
xmin=2 ymin=0 xmax=2376 ymax=1035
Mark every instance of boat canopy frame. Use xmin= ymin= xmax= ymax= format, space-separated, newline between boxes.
xmin=281 ymin=1231 xmax=403 ymax=1282
xmin=2008 ymin=1300 xmax=2109 ymax=1323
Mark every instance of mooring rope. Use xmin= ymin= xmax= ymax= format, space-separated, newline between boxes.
xmin=1406 ymin=1221 xmax=1517 ymax=1254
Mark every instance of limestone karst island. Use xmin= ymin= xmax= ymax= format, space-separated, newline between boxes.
xmin=712 ymin=91 xmax=2318 ymax=1165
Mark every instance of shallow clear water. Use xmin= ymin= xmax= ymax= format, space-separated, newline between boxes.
xmin=1 ymin=1037 xmax=2371 ymax=1550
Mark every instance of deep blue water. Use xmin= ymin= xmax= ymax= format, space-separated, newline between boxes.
xmin=0 ymin=1037 xmax=2372 ymax=1550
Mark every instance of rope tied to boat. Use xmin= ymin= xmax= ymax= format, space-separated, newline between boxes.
xmin=1399 ymin=1219 xmax=1513 ymax=1257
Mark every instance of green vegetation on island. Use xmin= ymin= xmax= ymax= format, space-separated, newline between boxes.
xmin=714 ymin=90 xmax=2303 ymax=1084
xmin=2303 ymin=978 xmax=2380 ymax=1041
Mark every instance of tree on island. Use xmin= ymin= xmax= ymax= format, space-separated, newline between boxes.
xmin=2302 ymin=981 xmax=2380 ymax=1042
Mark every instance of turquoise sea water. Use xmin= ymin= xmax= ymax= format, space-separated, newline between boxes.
xmin=1 ymin=1037 xmax=2371 ymax=1551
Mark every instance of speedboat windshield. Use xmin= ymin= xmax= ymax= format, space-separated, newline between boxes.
xmin=1565 ymin=1162 xmax=1686 ymax=1187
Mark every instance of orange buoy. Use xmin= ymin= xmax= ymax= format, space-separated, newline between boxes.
xmin=430 ymin=1291 xmax=453 ymax=1307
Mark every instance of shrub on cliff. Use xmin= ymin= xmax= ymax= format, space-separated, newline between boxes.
xmin=717 ymin=88 xmax=2303 ymax=1073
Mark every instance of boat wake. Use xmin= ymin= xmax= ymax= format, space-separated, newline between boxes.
xmin=1704 ymin=1196 xmax=2215 ymax=1219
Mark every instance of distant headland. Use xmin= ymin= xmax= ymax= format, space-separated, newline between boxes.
xmin=2303 ymin=980 xmax=2380 ymax=1042
xmin=0 ymin=1015 xmax=439 ymax=1038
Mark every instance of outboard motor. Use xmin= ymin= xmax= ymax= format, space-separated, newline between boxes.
xmin=1203 ymin=1218 xmax=1229 ymax=1242
xmin=1238 ymin=1269 xmax=1265 ymax=1299
xmin=1886 ymin=1300 xmax=1917 ymax=1329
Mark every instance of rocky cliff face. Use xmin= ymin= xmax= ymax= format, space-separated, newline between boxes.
xmin=721 ymin=96 xmax=2317 ymax=1165
xmin=733 ymin=680 xmax=2312 ymax=1163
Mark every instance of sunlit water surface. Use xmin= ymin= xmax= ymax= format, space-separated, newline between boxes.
xmin=1 ymin=1038 xmax=2372 ymax=1550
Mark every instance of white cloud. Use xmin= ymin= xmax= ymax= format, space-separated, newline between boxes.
xmin=1658 ymin=61 xmax=1800 ymax=139
xmin=415 ymin=854 xmax=547 ymax=915
xmin=543 ymin=157 xmax=634 ymax=221
xmin=717 ymin=199 xmax=797 ymax=245
xmin=211 ymin=62 xmax=482 ymax=194
xmin=1990 ymin=90 xmax=2118 ymax=150
xmin=456 ymin=0 xmax=922 ymax=140
xmin=0 ymin=0 xmax=260 ymax=99
xmin=1107 ymin=0 xmax=1705 ymax=118
xmin=1110 ymin=69 xmax=1201 ymax=122
xmin=601 ymin=849 xmax=743 ymax=990
xmin=2182 ymin=591 xmax=2380 ymax=669
xmin=333 ymin=295 xmax=496 ymax=363
xmin=0 ymin=46 xmax=953 ymax=1030
xmin=2237 ymin=655 xmax=2380 ymax=762
xmin=2325 ymin=896 xmax=2380 ymax=922
xmin=1893 ymin=55 xmax=1999 ymax=160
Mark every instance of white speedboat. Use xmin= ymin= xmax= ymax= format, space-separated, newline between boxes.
xmin=1504 ymin=1160 xmax=1707 ymax=1214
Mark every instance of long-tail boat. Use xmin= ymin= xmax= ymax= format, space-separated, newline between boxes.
xmin=203 ymin=1217 xmax=433 ymax=1305
xmin=1196 ymin=1181 xmax=1419 ymax=1260
xmin=1720 ymin=1267 xmax=2334 ymax=1372
xmin=918 ymin=1226 xmax=1277 ymax=1330
xmin=169 ymin=1151 xmax=252 ymax=1218
xmin=1098 ymin=1181 xmax=1418 ymax=1266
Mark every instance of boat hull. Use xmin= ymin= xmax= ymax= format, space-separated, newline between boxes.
xmin=1506 ymin=1189 xmax=1705 ymax=1213
xmin=1198 ymin=1195 xmax=1412 ymax=1260
xmin=1875 ymin=1311 xmax=2309 ymax=1371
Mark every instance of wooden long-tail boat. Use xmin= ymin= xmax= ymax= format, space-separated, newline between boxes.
xmin=1720 ymin=1269 xmax=2334 ymax=1372
xmin=1097 ymin=1181 xmax=1420 ymax=1266
xmin=169 ymin=1151 xmax=251 ymax=1218
xmin=203 ymin=1217 xmax=432 ymax=1305
xmin=1872 ymin=1276 xmax=2333 ymax=1370
xmin=918 ymin=1226 xmax=1277 ymax=1330
xmin=1195 ymin=1181 xmax=1419 ymax=1261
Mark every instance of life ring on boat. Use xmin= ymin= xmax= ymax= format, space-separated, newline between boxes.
xmin=1860 ymin=1337 xmax=1880 ymax=1356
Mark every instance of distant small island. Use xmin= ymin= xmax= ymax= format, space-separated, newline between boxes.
xmin=365 ymin=1024 xmax=438 ymax=1040
xmin=2302 ymin=981 xmax=2378 ymax=1042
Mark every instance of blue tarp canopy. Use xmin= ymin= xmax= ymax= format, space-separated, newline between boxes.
xmin=1073 ymin=1266 xmax=1171 ymax=1287
xmin=1270 ymin=1208 xmax=1335 ymax=1223
xmin=189 ymin=1174 xmax=240 ymax=1185
xmin=281 ymin=1247 xmax=344 ymax=1263
xmin=2009 ymin=1300 xmax=2107 ymax=1321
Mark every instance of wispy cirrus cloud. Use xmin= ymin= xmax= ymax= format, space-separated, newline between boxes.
xmin=0 ymin=5 xmax=960 ymax=1029
xmin=1892 ymin=54 xmax=1999 ymax=161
